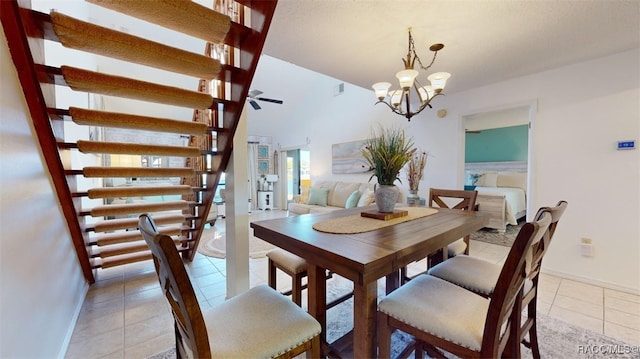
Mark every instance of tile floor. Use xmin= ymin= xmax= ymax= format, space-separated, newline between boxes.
xmin=65 ymin=210 xmax=640 ymax=358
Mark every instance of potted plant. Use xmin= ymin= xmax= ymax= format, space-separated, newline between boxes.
xmin=362 ymin=125 xmax=415 ymax=212
xmin=406 ymin=150 xmax=428 ymax=204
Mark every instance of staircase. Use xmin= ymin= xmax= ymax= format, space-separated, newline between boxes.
xmin=1 ymin=0 xmax=277 ymax=283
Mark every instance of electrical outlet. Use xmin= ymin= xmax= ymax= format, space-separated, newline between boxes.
xmin=580 ymin=238 xmax=594 ymax=257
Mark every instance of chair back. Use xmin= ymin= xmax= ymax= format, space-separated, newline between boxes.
xmin=481 ymin=210 xmax=552 ymax=356
xmin=139 ymin=214 xmax=211 ymax=358
xmin=429 ymin=188 xmax=478 ymax=256
xmin=526 ymin=200 xmax=568 ymax=280
xmin=429 ymin=188 xmax=478 ymax=211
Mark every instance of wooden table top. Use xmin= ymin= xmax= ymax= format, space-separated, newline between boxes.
xmin=251 ymin=205 xmax=489 ymax=284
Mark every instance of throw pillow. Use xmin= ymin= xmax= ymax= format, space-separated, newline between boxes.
xmin=482 ymin=172 xmax=499 ymax=187
xmin=356 ymin=188 xmax=375 ymax=207
xmin=344 ymin=190 xmax=362 ymax=209
xmin=307 ymin=187 xmax=330 ymax=206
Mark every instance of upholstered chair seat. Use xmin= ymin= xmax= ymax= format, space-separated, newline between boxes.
xmin=205 ymin=284 xmax=321 ymax=358
xmin=267 ymin=248 xmax=307 ymax=275
xmin=379 ymin=274 xmax=490 ymax=351
xmin=447 ymin=238 xmax=468 ymax=257
xmin=266 ymin=248 xmax=308 ymax=306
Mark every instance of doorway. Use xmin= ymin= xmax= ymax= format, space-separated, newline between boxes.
xmin=285 ymin=148 xmax=310 ymax=204
xmin=462 ymin=102 xmax=537 ymax=217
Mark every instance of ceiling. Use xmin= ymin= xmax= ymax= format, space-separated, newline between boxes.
xmin=260 ymin=1 xmax=639 ymax=96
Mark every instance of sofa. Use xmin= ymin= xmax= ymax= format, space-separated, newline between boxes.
xmin=287 ymin=180 xmax=376 ymax=215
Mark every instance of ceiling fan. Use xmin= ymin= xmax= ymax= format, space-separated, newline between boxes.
xmin=247 ymin=89 xmax=283 ymax=110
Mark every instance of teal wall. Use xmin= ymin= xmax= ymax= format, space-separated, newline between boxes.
xmin=465 ymin=125 xmax=528 ymax=162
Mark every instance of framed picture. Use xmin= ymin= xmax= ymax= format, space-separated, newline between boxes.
xmin=258 ymin=145 xmax=269 ymax=159
xmin=331 ymin=139 xmax=371 ymax=174
xmin=258 ymin=159 xmax=269 ymax=174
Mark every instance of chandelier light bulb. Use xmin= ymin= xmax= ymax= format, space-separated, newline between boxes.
xmin=427 ymin=72 xmax=451 ymax=91
xmin=396 ymin=69 xmax=419 ymax=90
xmin=372 ymin=82 xmax=391 ymax=100
xmin=390 ymin=89 xmax=403 ymax=107
xmin=418 ymin=86 xmax=435 ymax=102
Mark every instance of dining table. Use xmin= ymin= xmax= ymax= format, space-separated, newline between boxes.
xmin=250 ymin=205 xmax=488 ymax=358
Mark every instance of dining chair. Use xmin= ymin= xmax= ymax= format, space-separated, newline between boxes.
xmin=266 ymin=248 xmax=351 ymax=309
xmin=428 ymin=200 xmax=567 ymax=358
xmin=267 ymin=248 xmax=308 ymax=306
xmin=400 ymin=188 xmax=478 ymax=284
xmin=138 ymin=213 xmax=322 ymax=359
xmin=377 ymin=209 xmax=552 ymax=359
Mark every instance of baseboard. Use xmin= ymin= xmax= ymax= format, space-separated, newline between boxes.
xmin=58 ymin=281 xmax=90 ymax=359
xmin=541 ymin=268 xmax=640 ymax=295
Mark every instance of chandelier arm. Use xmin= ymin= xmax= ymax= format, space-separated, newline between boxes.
xmin=374 ymin=100 xmax=411 ymax=118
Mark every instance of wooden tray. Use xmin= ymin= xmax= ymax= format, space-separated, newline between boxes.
xmin=360 ymin=209 xmax=408 ymax=221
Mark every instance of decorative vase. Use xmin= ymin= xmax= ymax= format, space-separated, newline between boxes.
xmin=407 ymin=190 xmax=419 ymax=205
xmin=374 ymin=185 xmax=400 ymax=213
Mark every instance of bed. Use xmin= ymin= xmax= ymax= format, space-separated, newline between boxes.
xmin=465 ymin=161 xmax=527 ymax=233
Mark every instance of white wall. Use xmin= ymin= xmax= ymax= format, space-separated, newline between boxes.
xmin=251 ymin=50 xmax=640 ymax=293
xmin=1 ymin=33 xmax=88 ymax=358
xmin=448 ymin=49 xmax=639 ymax=293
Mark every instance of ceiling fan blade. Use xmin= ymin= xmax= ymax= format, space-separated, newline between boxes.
xmin=248 ymin=89 xmax=263 ymax=98
xmin=256 ymin=97 xmax=283 ymax=104
xmin=249 ymin=99 xmax=261 ymax=110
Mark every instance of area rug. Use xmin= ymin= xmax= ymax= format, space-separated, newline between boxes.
xmin=148 ymin=275 xmax=636 ymax=359
xmin=196 ymin=227 xmax=275 ymax=259
xmin=470 ymin=221 xmax=523 ymax=247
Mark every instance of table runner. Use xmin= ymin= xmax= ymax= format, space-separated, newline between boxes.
xmin=312 ymin=207 xmax=438 ymax=234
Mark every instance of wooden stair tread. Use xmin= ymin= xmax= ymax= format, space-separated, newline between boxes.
xmin=86 ymin=0 xmax=231 ymax=44
xmin=77 ymin=140 xmax=202 ymax=157
xmin=30 ymin=8 xmax=249 ymax=60
xmin=90 ymin=200 xmax=190 ymax=217
xmin=51 ymin=11 xmax=222 ymax=80
xmin=40 ymin=64 xmax=239 ymax=103
xmin=98 ymin=253 xmax=153 ymax=268
xmin=70 ymin=108 xmax=207 ymax=135
xmin=93 ymin=238 xmax=183 ymax=258
xmin=97 ymin=245 xmax=188 ymax=268
xmin=82 ymin=166 xmax=195 ymax=178
xmin=88 ymin=213 xmax=185 ymax=233
xmin=91 ymin=227 xmax=182 ymax=246
xmin=87 ymin=185 xmax=193 ymax=199
xmin=61 ymin=65 xmax=214 ymax=109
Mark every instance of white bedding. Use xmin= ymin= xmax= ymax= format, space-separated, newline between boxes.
xmin=475 ymin=186 xmax=526 ymax=225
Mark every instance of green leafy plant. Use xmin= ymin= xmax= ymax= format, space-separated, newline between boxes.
xmin=362 ymin=125 xmax=415 ymax=185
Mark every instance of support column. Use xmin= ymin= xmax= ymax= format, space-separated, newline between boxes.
xmin=225 ymin=106 xmax=250 ymax=298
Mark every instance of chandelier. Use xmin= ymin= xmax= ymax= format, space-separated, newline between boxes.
xmin=372 ymin=28 xmax=451 ymax=121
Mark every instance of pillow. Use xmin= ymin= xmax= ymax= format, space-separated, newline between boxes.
xmin=306 ymin=187 xmax=329 ymax=206
xmin=356 ymin=188 xmax=375 ymax=207
xmin=344 ymin=190 xmax=362 ymax=209
xmin=482 ymin=172 xmax=498 ymax=187
xmin=299 ymin=185 xmax=310 ymax=203
xmin=497 ymin=172 xmax=527 ymax=190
